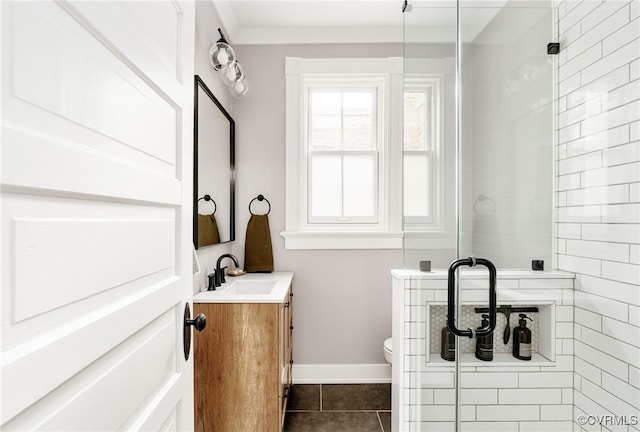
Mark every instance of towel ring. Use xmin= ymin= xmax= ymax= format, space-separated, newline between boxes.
xmin=249 ymin=194 xmax=271 ymax=215
xmin=198 ymin=194 xmax=217 ymax=215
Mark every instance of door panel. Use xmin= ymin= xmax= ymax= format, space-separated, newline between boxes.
xmin=1 ymin=1 xmax=195 ymax=429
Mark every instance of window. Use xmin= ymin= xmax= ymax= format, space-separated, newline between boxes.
xmin=283 ymin=57 xmax=403 ymax=250
xmin=308 ymin=87 xmax=379 ymax=224
xmin=403 ymin=77 xmax=441 ymax=230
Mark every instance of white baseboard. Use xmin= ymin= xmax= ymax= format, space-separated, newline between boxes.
xmin=292 ymin=363 xmax=391 ymax=384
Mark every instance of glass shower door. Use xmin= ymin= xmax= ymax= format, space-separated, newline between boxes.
xmin=403 ymin=0 xmax=557 ymax=430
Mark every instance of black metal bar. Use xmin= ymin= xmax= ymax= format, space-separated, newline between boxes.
xmin=447 ymin=258 xmax=474 ymax=338
xmin=447 ymin=257 xmax=497 ymax=339
xmin=474 ymin=258 xmax=497 ymax=338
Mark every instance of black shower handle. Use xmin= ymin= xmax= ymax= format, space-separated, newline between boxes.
xmin=447 ymin=257 xmax=497 ymax=339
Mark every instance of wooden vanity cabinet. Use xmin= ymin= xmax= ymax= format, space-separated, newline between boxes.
xmin=194 ymin=285 xmax=293 ymax=432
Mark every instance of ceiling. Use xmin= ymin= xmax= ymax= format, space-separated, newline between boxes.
xmin=211 ymin=0 xmax=511 ymax=45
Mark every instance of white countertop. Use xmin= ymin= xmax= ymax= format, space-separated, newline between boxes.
xmin=193 ymin=271 xmax=294 ymax=304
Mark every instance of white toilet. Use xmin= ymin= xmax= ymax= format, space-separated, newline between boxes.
xmin=383 ymin=337 xmax=393 ymax=364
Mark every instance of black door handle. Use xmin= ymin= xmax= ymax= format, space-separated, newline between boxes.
xmin=186 ymin=313 xmax=207 ymax=332
xmin=183 ymin=303 xmax=207 ymax=361
xmin=447 ymin=257 xmax=497 ymax=339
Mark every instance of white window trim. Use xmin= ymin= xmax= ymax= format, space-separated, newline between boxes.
xmin=282 ymin=57 xmax=404 ymax=250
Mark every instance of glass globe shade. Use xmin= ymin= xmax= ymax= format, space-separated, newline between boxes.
xmin=209 ymin=42 xmax=236 ymax=71
xmin=220 ymin=62 xmax=245 ymax=86
xmin=229 ymin=77 xmax=249 ymax=98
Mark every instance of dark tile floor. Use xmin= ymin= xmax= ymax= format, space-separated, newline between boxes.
xmin=284 ymin=384 xmax=391 ymax=432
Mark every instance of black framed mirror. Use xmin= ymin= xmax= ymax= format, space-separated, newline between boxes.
xmin=193 ymin=75 xmax=235 ymax=248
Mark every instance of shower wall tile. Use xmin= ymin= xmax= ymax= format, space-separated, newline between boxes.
xmin=601 ymin=80 xmax=640 ymax=111
xmin=629 ymin=364 xmax=640 ymax=388
xmin=602 ymin=141 xmax=640 ymax=166
xmin=565 ymin=66 xmax=629 ymax=110
xmin=583 ymin=162 xmax=640 ymax=187
xmin=565 ymin=239 xmax=629 ymax=261
xmin=559 ymin=71 xmax=582 ymax=97
xmin=566 ymin=184 xmax=630 ymax=205
xmin=601 ymin=202 xmax=640 ymax=223
xmin=581 ymin=223 xmax=640 ymax=243
xmin=602 ymin=18 xmax=639 ymax=55
xmin=541 ymin=404 xmax=574 ymax=420
xmin=395 ymin=272 xmax=575 ymax=431
xmin=587 ymin=44 xmax=640 ymax=87
xmin=581 ymin=99 xmax=640 ymax=136
xmin=557 ymin=0 xmax=639 ymax=417
xmin=579 ymin=275 xmax=639 ymax=305
xmin=498 ymin=389 xmax=563 ymax=405
xmin=574 ymin=341 xmax=628 ymax=381
xmin=560 ymin=44 xmax=602 ymax=82
xmin=601 ymin=317 xmax=640 ymax=348
xmin=476 ymin=405 xmax=540 ymax=421
xmin=602 ymin=372 xmax=640 ymax=408
xmin=558 ymin=172 xmax=582 ymax=191
xmin=632 ymin=58 xmax=640 ymax=80
xmin=574 ymin=291 xmax=628 ymax=322
xmin=580 ymin=0 xmax=630 ymax=34
xmin=565 ymin=5 xmax=629 ymax=60
xmin=520 ymin=421 xmax=575 ymax=431
xmin=558 ymin=205 xmax=602 ymax=223
xmin=601 ymin=261 xmax=640 ymax=285
xmin=518 ymin=372 xmax=574 ymax=388
xmin=557 ymin=254 xmax=602 ymax=277
xmin=558 ymin=151 xmax=602 ymax=175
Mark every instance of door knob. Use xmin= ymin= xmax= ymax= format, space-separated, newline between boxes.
xmin=183 ymin=303 xmax=207 ymax=361
xmin=186 ymin=313 xmax=207 ymax=332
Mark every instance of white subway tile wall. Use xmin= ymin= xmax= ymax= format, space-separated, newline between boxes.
xmin=398 ymin=273 xmax=575 ymax=431
xmin=556 ymin=0 xmax=640 ymax=430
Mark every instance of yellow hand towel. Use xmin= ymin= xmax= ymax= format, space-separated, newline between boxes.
xmin=197 ymin=214 xmax=220 ymax=247
xmin=244 ymin=214 xmax=274 ymax=273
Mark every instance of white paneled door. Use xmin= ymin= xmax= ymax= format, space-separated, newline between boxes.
xmin=1 ymin=1 xmax=195 ymax=430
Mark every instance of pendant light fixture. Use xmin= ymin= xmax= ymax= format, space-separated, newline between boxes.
xmin=208 ymin=28 xmax=248 ymax=98
xmin=209 ymin=28 xmax=235 ymax=71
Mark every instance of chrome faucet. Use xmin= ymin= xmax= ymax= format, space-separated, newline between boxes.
xmin=211 ymin=253 xmax=240 ymax=289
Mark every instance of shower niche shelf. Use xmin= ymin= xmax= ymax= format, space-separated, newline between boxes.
xmin=424 ymin=302 xmax=556 ymax=367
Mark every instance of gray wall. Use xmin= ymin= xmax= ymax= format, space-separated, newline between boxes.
xmin=231 ymin=44 xmax=404 ymax=365
xmin=192 ymin=1 xmax=234 ymax=295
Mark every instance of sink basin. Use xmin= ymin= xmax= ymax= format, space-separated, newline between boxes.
xmin=193 ymin=272 xmax=293 ymax=304
xmin=225 ymin=281 xmax=277 ymax=296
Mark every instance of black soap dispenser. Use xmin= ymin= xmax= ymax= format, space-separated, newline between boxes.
xmin=512 ymin=314 xmax=533 ymax=360
xmin=440 ymin=317 xmax=455 ymax=361
xmin=475 ymin=314 xmax=493 ymax=361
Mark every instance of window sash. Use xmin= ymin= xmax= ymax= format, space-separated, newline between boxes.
xmin=403 ymin=76 xmax=441 ymax=229
xmin=307 ymin=150 xmax=379 ymax=224
xmin=403 ymin=150 xmax=434 ymax=225
xmin=308 ymin=88 xmax=377 ymax=152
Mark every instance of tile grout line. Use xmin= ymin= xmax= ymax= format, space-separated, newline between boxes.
xmin=376 ymin=411 xmax=384 ymax=432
